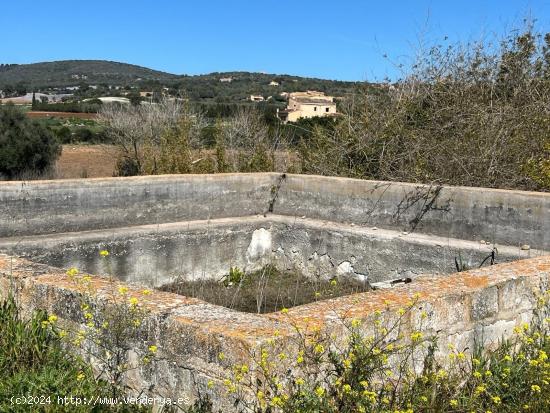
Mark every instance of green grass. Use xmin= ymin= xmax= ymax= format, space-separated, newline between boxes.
xmin=0 ymin=294 xmax=142 ymax=412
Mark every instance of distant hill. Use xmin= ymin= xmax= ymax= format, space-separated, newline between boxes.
xmin=0 ymin=60 xmax=178 ymax=87
xmin=176 ymin=71 xmax=362 ymax=102
xmin=0 ymin=60 xmax=364 ymax=102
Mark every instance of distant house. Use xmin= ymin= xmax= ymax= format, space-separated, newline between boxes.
xmin=277 ymin=91 xmax=337 ymax=123
xmin=269 ymin=80 xmax=279 ymax=86
xmin=220 ymin=77 xmax=233 ymax=83
xmin=250 ymin=95 xmax=265 ymax=102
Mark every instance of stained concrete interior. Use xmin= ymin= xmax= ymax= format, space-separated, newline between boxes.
xmin=0 ymin=173 xmax=548 ymax=289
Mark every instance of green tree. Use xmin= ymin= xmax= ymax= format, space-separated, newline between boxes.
xmin=127 ymin=92 xmax=142 ymax=106
xmin=0 ymin=105 xmax=61 ymax=179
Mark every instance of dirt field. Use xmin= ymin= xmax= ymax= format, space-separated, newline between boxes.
xmin=55 ymin=145 xmax=119 ymax=179
xmin=27 ymin=111 xmax=98 ymax=120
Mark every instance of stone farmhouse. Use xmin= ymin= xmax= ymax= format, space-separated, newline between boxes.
xmin=277 ymin=91 xmax=337 ymax=122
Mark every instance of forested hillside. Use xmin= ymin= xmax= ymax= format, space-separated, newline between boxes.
xmin=0 ymin=60 xmax=363 ymax=100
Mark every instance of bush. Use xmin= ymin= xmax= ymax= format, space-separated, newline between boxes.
xmin=0 ymin=295 xmax=111 ymax=412
xmin=0 ymin=254 xmax=156 ymax=412
xmin=0 ymin=105 xmax=61 ymax=179
xmin=31 ymin=101 xmax=102 ymax=113
xmin=299 ymin=26 xmax=550 ymax=191
xmin=55 ymin=125 xmax=72 ymax=143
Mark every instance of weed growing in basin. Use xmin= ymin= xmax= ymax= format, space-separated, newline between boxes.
xmin=161 ymin=265 xmax=371 ymax=313
xmin=211 ymin=291 xmax=550 ymax=413
xmin=223 ymin=267 xmax=246 ymax=287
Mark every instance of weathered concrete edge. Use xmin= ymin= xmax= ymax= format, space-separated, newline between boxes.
xmin=1 ymin=254 xmax=548 ymax=342
xmin=2 ymin=172 xmax=548 ymax=248
xmin=1 ymin=253 xmax=549 ymax=408
xmin=276 ymin=174 xmax=550 ymax=249
xmin=2 ymin=172 xmax=547 ymax=198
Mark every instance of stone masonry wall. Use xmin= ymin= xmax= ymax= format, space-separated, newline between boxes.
xmin=1 ymin=254 xmax=548 ymax=411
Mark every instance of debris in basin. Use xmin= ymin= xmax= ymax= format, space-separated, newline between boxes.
xmin=371 ymin=276 xmax=413 ymax=290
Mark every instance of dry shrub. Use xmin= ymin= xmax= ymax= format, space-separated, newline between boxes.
xmin=100 ymin=101 xmax=281 ymax=176
xmin=300 ymin=25 xmax=550 ymax=191
xmin=98 ymin=99 xmax=208 ymax=175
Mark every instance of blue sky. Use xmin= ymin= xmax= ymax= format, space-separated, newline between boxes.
xmin=2 ymin=0 xmax=549 ymax=81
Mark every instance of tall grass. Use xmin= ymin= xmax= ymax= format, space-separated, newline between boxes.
xmin=0 ymin=294 xmax=144 ymax=412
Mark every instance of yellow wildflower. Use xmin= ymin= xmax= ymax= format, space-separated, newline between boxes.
xmin=314 ymin=344 xmax=325 ymax=354
xmin=410 ymin=331 xmax=423 ymax=342
xmin=270 ymin=396 xmax=283 ymax=407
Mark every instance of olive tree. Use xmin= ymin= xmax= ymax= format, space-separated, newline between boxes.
xmin=98 ymin=98 xmax=206 ymax=175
